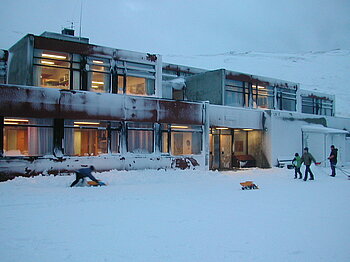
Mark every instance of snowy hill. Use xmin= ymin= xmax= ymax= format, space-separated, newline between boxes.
xmin=1 ymin=168 xmax=350 ymax=262
xmin=163 ymin=49 xmax=350 ymax=117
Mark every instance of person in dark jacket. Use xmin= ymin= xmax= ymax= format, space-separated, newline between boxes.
xmin=70 ymin=165 xmax=99 ymax=187
xmin=300 ymin=147 xmax=317 ymax=181
xmin=328 ymin=145 xmax=338 ymax=177
xmin=292 ymin=153 xmax=303 ymax=179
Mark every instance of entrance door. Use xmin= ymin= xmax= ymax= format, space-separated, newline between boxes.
xmin=210 ymin=128 xmax=233 ymax=170
xmin=210 ymin=133 xmax=220 ymax=169
xmin=220 ymin=134 xmax=232 ymax=169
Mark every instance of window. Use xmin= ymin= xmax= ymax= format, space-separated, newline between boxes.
xmin=33 ymin=50 xmax=80 ymax=90
xmin=110 ymin=122 xmax=122 ymax=154
xmin=225 ymin=80 xmax=245 ymax=107
xmin=252 ymin=85 xmax=274 ymax=109
xmin=301 ymin=96 xmax=333 ymax=116
xmin=234 ymin=130 xmax=248 ymax=155
xmin=161 ymin=124 xmax=202 ymax=155
xmin=127 ymin=123 xmax=154 ymax=154
xmin=3 ymin=118 xmax=53 ymax=156
xmin=276 ymin=87 xmax=296 ymax=111
xmin=116 ymin=61 xmax=156 ymax=96
xmin=87 ymin=58 xmax=111 ymax=93
xmin=64 ymin=120 xmax=109 ymax=156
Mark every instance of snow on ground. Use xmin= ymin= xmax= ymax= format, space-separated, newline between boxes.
xmin=1 ymin=167 xmax=350 ymax=262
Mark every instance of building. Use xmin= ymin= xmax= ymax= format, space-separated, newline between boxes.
xmin=0 ymin=30 xmax=349 ymax=180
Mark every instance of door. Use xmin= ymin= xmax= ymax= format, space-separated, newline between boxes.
xmin=210 ymin=134 xmax=220 ymax=169
xmin=210 ymin=128 xmax=233 ymax=170
xmin=220 ymin=134 xmax=232 ymax=169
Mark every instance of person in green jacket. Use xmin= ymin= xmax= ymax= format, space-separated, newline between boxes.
xmin=300 ymin=147 xmax=317 ymax=181
xmin=292 ymin=153 xmax=303 ymax=179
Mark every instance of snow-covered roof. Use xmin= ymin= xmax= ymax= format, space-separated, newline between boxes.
xmin=302 ymin=125 xmax=349 ymax=134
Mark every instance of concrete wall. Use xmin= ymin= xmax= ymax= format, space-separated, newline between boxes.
xmin=185 ymin=69 xmax=224 ymax=105
xmin=8 ymin=35 xmax=34 ymax=86
xmin=208 ymin=104 xmax=264 ymax=130
xmin=267 ymin=110 xmax=350 ymax=166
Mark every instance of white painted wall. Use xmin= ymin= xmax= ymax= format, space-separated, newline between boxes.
xmin=208 ymin=105 xmax=263 ymax=129
xmin=267 ymin=110 xmax=350 ymax=167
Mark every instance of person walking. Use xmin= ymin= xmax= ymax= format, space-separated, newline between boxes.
xmin=70 ymin=165 xmax=100 ymax=187
xmin=300 ymin=147 xmax=317 ymax=181
xmin=328 ymin=145 xmax=338 ymax=177
xmin=292 ymin=153 xmax=303 ymax=179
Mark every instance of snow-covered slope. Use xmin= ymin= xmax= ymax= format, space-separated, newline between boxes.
xmin=1 ymin=167 xmax=350 ymax=262
xmin=163 ymin=49 xmax=350 ymax=117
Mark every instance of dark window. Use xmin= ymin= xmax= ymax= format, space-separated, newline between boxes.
xmin=127 ymin=123 xmax=154 ymax=154
xmin=276 ymin=87 xmax=297 ymax=111
xmin=225 ymin=80 xmax=245 ymax=107
xmin=301 ymin=96 xmax=333 ymax=116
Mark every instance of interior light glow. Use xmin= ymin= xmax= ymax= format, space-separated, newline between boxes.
xmin=243 ymin=129 xmax=253 ymax=131
xmin=216 ymin=127 xmax=229 ymax=130
xmin=74 ymin=121 xmax=100 ymax=125
xmin=41 ymin=60 xmax=55 ymax=65
xmin=257 ymin=86 xmax=265 ymax=89
xmin=42 ymin=53 xmax=67 ymax=59
xmin=4 ymin=118 xmax=29 ymax=122
xmin=171 ymin=125 xmax=189 ymax=129
xmin=91 ymin=85 xmax=99 ymax=88
xmin=92 ymin=81 xmax=104 ymax=85
xmin=4 ymin=122 xmax=19 ymax=125
xmin=93 ymin=60 xmax=104 ymax=64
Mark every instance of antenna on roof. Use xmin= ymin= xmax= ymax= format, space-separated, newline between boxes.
xmin=79 ymin=0 xmax=83 ymax=39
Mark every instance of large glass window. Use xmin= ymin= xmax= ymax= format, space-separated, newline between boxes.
xmin=87 ymin=57 xmax=111 ymax=93
xmin=64 ymin=120 xmax=110 ymax=156
xmin=3 ymin=118 xmax=53 ymax=156
xmin=225 ymin=80 xmax=245 ymax=107
xmin=127 ymin=123 xmax=154 ymax=154
xmin=33 ymin=50 xmax=80 ymax=90
xmin=276 ymin=87 xmax=297 ymax=111
xmin=116 ymin=61 xmax=156 ymax=96
xmin=301 ymin=96 xmax=333 ymax=116
xmin=110 ymin=122 xmax=121 ymax=154
xmin=252 ymin=85 xmax=274 ymax=109
xmin=161 ymin=124 xmax=202 ymax=155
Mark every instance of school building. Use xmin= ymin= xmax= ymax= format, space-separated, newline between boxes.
xmin=0 ymin=30 xmax=349 ymax=180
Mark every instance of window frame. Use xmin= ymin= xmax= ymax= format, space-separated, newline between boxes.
xmin=3 ymin=117 xmax=54 ymax=157
xmin=126 ymin=122 xmax=155 ymax=154
xmin=161 ymin=124 xmax=203 ymax=156
xmin=33 ymin=49 xmax=81 ymax=90
xmin=115 ymin=60 xmax=156 ymax=96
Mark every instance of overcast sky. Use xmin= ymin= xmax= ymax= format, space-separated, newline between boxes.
xmin=1 ymin=0 xmax=349 ymax=55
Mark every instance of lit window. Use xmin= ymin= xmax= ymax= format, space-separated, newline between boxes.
xmin=64 ymin=120 xmax=109 ymax=156
xmin=116 ymin=61 xmax=156 ymax=96
xmin=3 ymin=118 xmax=53 ymax=156
xmin=33 ymin=50 xmax=81 ymax=90
xmin=88 ymin=58 xmax=111 ymax=93
xmin=252 ymin=85 xmax=274 ymax=109
xmin=161 ymin=124 xmax=202 ymax=155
